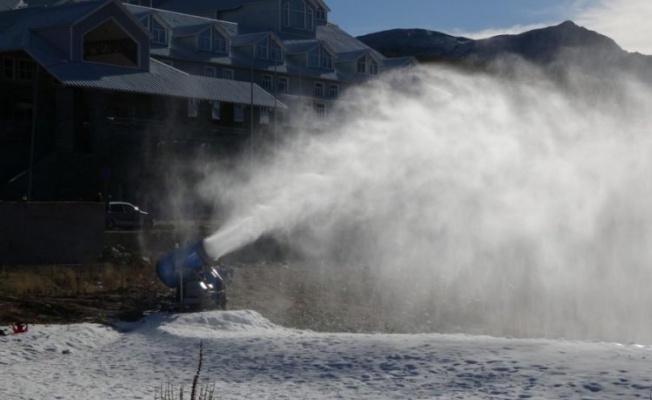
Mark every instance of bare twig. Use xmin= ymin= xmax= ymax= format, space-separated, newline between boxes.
xmin=190 ymin=340 xmax=204 ymax=400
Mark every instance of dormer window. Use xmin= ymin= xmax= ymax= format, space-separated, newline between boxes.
xmin=282 ymin=0 xmax=314 ymax=31
xmin=314 ymin=82 xmax=324 ymax=97
xmin=213 ymin=33 xmax=227 ymax=53
xmin=307 ymin=8 xmax=314 ymax=31
xmin=256 ymin=37 xmax=283 ymax=62
xmin=83 ymin=18 xmax=138 ymax=67
xmin=357 ymin=56 xmax=380 ymax=75
xmin=370 ymin=60 xmax=378 ymax=75
xmin=290 ymin=0 xmax=306 ymax=29
xmin=270 ymin=41 xmax=282 ymax=62
xmin=308 ymin=45 xmax=333 ymax=70
xmin=198 ymin=30 xmax=211 ymax=51
xmin=150 ymin=18 xmax=167 ymax=45
xmin=315 ymin=7 xmax=325 ymax=21
xmin=357 ymin=56 xmax=367 ymax=73
xmin=321 ymin=51 xmax=332 ymax=69
xmin=256 ymin=39 xmax=268 ymax=60
xmin=198 ymin=27 xmax=228 ymax=54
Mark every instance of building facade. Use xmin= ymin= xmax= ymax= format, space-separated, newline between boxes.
xmin=0 ymin=0 xmax=415 ymax=210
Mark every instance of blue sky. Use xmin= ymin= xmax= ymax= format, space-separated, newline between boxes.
xmin=326 ymin=0 xmax=652 ymax=54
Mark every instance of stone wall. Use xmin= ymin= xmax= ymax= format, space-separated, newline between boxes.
xmin=0 ymin=201 xmax=105 ymax=265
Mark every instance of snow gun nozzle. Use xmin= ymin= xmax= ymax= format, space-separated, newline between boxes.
xmin=155 ymin=240 xmax=216 ymax=288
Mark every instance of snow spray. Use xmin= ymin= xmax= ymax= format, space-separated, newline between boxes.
xmin=192 ymin=63 xmax=652 ymax=343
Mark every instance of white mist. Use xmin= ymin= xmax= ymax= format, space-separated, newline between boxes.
xmin=199 ymin=63 xmax=652 ymax=343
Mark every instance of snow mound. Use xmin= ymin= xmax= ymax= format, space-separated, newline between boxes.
xmin=0 ymin=323 xmax=120 ymax=363
xmin=167 ymin=310 xmax=282 ymax=332
xmin=121 ymin=310 xmax=289 ymax=338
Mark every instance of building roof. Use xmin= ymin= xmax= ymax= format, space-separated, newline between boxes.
xmin=383 ymin=55 xmax=417 ymax=70
xmin=157 ymin=0 xmax=267 ymax=17
xmin=0 ymin=0 xmax=105 ymax=51
xmin=124 ymin=3 xmax=239 ymax=38
xmin=316 ymin=23 xmax=384 ymax=58
xmin=0 ymin=0 xmax=74 ymax=11
xmin=0 ymin=0 xmax=282 ymax=107
xmin=159 ymin=0 xmax=330 ymax=16
xmin=282 ymin=38 xmax=320 ymax=54
xmin=40 ymin=54 xmax=286 ymax=107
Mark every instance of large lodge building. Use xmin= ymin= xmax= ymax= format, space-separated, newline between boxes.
xmin=0 ymin=0 xmax=415 ymax=212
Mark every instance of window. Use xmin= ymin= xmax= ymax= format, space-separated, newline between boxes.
xmin=198 ymin=30 xmax=211 ymax=51
xmin=213 ymin=32 xmax=227 ymax=53
xmin=278 ymin=77 xmax=289 ymax=93
xmin=315 ymin=7 xmax=326 ymax=21
xmin=261 ymin=75 xmax=273 ymax=91
xmin=357 ymin=56 xmax=366 ymax=74
xmin=314 ymin=82 xmax=324 ymax=98
xmin=3 ymin=58 xmax=15 ymax=79
xmin=255 ymin=38 xmax=268 ymax=60
xmin=17 ymin=60 xmax=34 ymax=80
xmin=370 ymin=60 xmax=379 ymax=75
xmin=282 ymin=2 xmax=289 ymax=26
xmin=308 ymin=46 xmax=332 ymax=69
xmin=188 ymin=98 xmax=199 ymax=118
xmin=211 ymin=101 xmax=220 ymax=120
xmin=321 ymin=50 xmax=333 ymax=69
xmin=307 ymin=8 xmax=314 ymax=31
xmin=328 ymin=84 xmax=339 ymax=99
xmin=151 ymin=18 xmax=167 ymax=45
xmin=290 ymin=0 xmax=306 ymax=28
xmin=198 ymin=28 xmax=227 ymax=54
xmin=307 ymin=48 xmax=319 ymax=67
xmin=260 ymin=107 xmax=269 ymax=124
xmin=269 ymin=41 xmax=283 ymax=62
xmin=256 ymin=37 xmax=282 ymax=61
xmin=83 ymin=19 xmax=138 ymax=67
xmin=222 ymin=69 xmax=234 ymax=79
xmin=204 ymin=66 xmax=216 ymax=77
xmin=314 ymin=103 xmax=326 ymax=118
xmin=234 ymin=104 xmax=244 ymax=122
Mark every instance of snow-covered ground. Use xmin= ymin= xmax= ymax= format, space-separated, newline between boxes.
xmin=2 ymin=310 xmax=652 ymax=399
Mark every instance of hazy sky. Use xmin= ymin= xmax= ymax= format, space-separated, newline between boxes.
xmin=326 ymin=0 xmax=652 ymax=55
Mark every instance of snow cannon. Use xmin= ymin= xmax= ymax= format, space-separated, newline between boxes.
xmin=156 ymin=240 xmax=233 ymax=311
xmin=155 ymin=240 xmax=216 ymax=289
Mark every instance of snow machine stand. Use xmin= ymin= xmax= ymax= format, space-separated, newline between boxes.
xmin=156 ymin=240 xmax=233 ymax=311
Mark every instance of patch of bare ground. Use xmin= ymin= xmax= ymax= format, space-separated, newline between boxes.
xmin=0 ymin=230 xmax=442 ymax=333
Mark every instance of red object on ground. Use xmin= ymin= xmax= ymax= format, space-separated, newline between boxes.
xmin=12 ymin=323 xmax=28 ymax=334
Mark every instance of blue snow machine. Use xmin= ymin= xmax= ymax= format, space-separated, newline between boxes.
xmin=156 ymin=241 xmax=234 ymax=311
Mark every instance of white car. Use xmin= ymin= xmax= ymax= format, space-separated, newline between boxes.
xmin=105 ymin=201 xmax=154 ymax=230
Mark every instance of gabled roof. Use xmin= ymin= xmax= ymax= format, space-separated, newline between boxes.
xmin=335 ymin=49 xmax=376 ymax=63
xmin=316 ymin=23 xmax=384 ymax=59
xmin=0 ymin=1 xmax=282 ymax=107
xmin=0 ymin=0 xmax=105 ymax=51
xmin=29 ymin=34 xmax=284 ymax=107
xmin=0 ymin=0 xmax=151 ymax=52
xmin=383 ymin=56 xmax=417 ymax=70
xmin=230 ymin=31 xmax=269 ymax=47
xmin=124 ymin=3 xmax=238 ymax=38
xmin=282 ymin=38 xmax=320 ymax=54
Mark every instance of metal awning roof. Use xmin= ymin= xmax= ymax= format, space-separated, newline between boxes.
xmin=26 ymin=36 xmax=285 ymax=108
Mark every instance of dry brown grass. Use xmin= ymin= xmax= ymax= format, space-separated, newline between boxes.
xmin=0 ymin=238 xmax=452 ymax=334
xmin=0 ymin=254 xmax=160 ymax=297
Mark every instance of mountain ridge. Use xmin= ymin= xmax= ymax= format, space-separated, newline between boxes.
xmin=359 ymin=21 xmax=652 ymax=80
